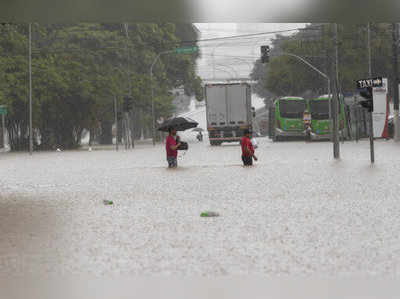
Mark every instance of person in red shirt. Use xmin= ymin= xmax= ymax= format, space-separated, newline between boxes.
xmin=241 ymin=129 xmax=258 ymax=166
xmin=166 ymin=127 xmax=181 ymax=168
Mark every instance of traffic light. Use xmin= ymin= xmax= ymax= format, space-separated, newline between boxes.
xmin=261 ymin=45 xmax=270 ymax=63
xmin=359 ymin=87 xmax=373 ymax=112
xmin=251 ymin=107 xmax=256 ymax=117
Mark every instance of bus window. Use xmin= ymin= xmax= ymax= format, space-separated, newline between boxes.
xmin=310 ymin=101 xmax=330 ymax=120
xmin=279 ymin=100 xmax=306 ymax=119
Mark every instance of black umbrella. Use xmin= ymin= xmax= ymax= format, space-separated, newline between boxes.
xmin=157 ymin=117 xmax=198 ymax=132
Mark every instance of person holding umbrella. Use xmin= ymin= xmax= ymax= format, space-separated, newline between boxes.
xmin=158 ymin=117 xmax=198 ymax=168
xmin=166 ymin=127 xmax=181 ymax=168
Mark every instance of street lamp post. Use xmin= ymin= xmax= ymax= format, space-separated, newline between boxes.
xmin=280 ymin=52 xmax=339 ymax=159
xmin=150 ymin=50 xmax=172 ymax=146
xmin=281 ymin=52 xmax=331 ymax=100
xmin=213 ymin=66 xmax=235 ymax=78
xmin=232 ymin=57 xmax=253 ymax=75
xmin=211 ymin=41 xmax=230 ymax=79
xmin=150 ymin=46 xmax=198 ymax=146
xmin=215 ymin=64 xmax=239 ymax=78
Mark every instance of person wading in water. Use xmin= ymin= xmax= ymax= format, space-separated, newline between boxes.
xmin=165 ymin=127 xmax=181 ymax=168
xmin=241 ymin=129 xmax=258 ymax=166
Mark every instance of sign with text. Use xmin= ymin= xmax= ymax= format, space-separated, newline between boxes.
xmin=0 ymin=106 xmax=7 ymax=115
xmin=372 ymin=78 xmax=388 ymax=138
xmin=175 ymin=46 xmax=198 ymax=54
xmin=356 ymin=77 xmax=383 ymax=89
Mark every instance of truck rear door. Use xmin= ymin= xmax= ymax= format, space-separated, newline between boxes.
xmin=206 ymin=85 xmax=228 ymax=127
xmin=226 ymin=85 xmax=248 ymax=126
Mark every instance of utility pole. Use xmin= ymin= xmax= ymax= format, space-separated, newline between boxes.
xmin=124 ymin=112 xmax=130 ymax=150
xmin=367 ymin=23 xmax=372 ymax=77
xmin=355 ymin=96 xmax=360 ymax=142
xmin=150 ymin=58 xmax=158 ymax=146
xmin=123 ymin=23 xmax=134 ymax=149
xmin=323 ymin=25 xmax=334 ymax=142
xmin=1 ymin=113 xmax=5 ymax=149
xmin=114 ymin=95 xmax=118 ymax=151
xmin=392 ymin=23 xmax=400 ymax=142
xmin=368 ymin=23 xmax=375 ymax=163
xmin=29 ymin=23 xmax=33 ymax=155
xmin=332 ymin=23 xmax=340 ymax=159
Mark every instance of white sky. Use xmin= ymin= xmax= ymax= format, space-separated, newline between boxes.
xmin=194 ymin=23 xmax=306 ymax=80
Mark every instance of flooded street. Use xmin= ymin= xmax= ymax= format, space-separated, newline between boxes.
xmin=1 ymin=138 xmax=400 ymax=276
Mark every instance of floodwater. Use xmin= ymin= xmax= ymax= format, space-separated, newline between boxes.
xmin=1 ymin=138 xmax=400 ymax=276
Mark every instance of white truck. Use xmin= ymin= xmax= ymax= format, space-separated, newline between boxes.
xmin=205 ymin=83 xmax=253 ymax=146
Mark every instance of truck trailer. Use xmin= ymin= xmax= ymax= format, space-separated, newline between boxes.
xmin=205 ymin=83 xmax=253 ymax=146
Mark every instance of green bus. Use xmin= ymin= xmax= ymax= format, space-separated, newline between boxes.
xmin=273 ymin=96 xmax=307 ymax=141
xmin=309 ymin=94 xmax=347 ymax=140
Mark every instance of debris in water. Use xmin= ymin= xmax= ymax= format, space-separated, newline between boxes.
xmin=103 ymin=200 xmax=113 ymax=205
xmin=200 ymin=211 xmax=219 ymax=217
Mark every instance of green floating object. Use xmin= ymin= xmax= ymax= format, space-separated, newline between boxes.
xmin=103 ymin=200 xmax=113 ymax=205
xmin=200 ymin=211 xmax=219 ymax=217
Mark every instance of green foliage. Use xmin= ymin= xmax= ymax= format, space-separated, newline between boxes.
xmin=251 ymin=23 xmax=395 ymax=102
xmin=0 ymin=22 xmax=202 ymax=150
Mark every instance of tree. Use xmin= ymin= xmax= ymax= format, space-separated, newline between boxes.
xmin=251 ymin=23 xmax=395 ymax=104
xmin=0 ymin=22 xmax=203 ymax=150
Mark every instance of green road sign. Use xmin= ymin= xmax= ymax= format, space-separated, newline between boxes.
xmin=175 ymin=46 xmax=199 ymax=54
xmin=0 ymin=106 xmax=7 ymax=115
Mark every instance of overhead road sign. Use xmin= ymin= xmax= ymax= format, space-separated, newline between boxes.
xmin=174 ymin=46 xmax=199 ymax=54
xmin=0 ymin=106 xmax=7 ymax=115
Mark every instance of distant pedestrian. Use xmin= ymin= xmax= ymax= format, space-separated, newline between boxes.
xmin=166 ymin=127 xmax=181 ymax=168
xmin=241 ymin=129 xmax=257 ymax=166
xmin=303 ymin=110 xmax=311 ymax=142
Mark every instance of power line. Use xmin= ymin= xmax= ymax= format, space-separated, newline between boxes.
xmin=182 ymin=26 xmax=323 ymax=44
xmin=29 ymin=24 xmax=317 ymax=50
xmin=3 ymin=24 xmax=321 ymax=56
xmin=200 ymin=53 xmax=259 ymax=59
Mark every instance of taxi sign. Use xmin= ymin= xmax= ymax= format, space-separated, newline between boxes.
xmin=356 ymin=77 xmax=383 ymax=89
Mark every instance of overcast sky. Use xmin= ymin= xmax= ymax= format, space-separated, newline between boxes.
xmin=194 ymin=23 xmax=306 ymax=80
